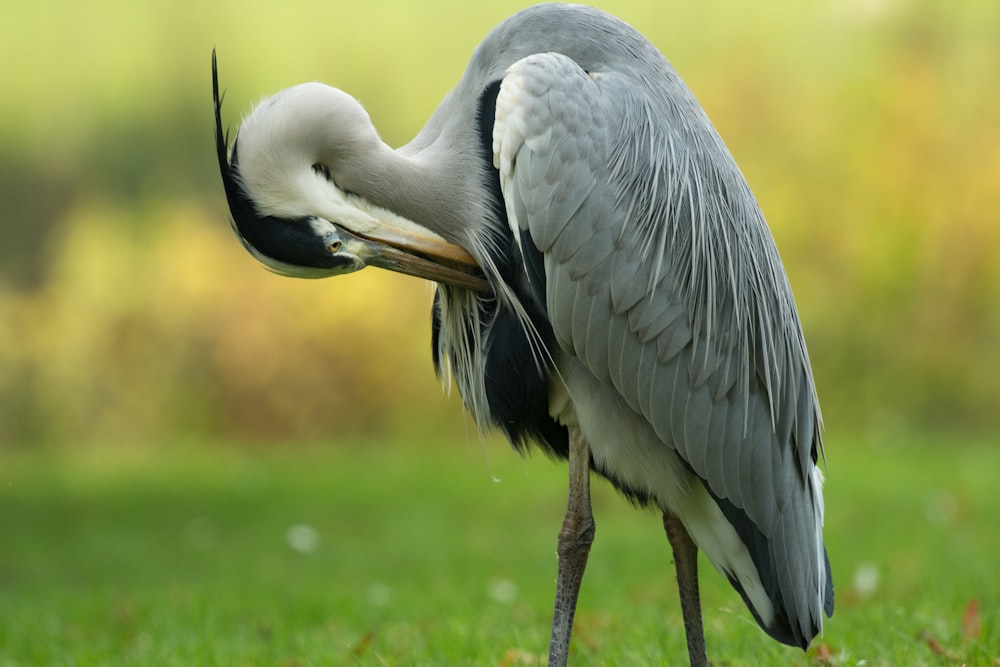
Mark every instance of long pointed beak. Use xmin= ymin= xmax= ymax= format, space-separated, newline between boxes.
xmin=337 ymin=225 xmax=489 ymax=292
xmin=371 ymin=242 xmax=490 ymax=292
xmin=357 ymin=224 xmax=480 ymax=269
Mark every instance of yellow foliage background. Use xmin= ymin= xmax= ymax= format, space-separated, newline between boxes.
xmin=1 ymin=0 xmax=998 ymax=447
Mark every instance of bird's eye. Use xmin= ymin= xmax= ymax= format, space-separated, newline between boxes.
xmin=328 ymin=240 xmax=343 ymax=253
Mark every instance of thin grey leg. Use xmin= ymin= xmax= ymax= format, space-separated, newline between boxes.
xmin=664 ymin=511 xmax=708 ymax=667
xmin=547 ymin=428 xmax=595 ymax=667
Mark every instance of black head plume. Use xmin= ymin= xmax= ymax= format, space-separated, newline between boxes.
xmin=212 ymin=50 xmax=261 ymax=248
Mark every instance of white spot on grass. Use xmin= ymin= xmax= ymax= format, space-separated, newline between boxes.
xmin=286 ymin=524 xmax=319 ymax=553
xmin=489 ymin=578 xmax=518 ymax=604
xmin=367 ymin=583 xmax=392 ymax=607
xmin=852 ymin=562 xmax=879 ymax=598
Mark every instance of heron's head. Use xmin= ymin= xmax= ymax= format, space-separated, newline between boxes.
xmin=212 ymin=54 xmax=486 ymax=291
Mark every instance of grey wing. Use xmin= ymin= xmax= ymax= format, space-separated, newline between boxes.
xmin=493 ymin=52 xmax=832 ymax=647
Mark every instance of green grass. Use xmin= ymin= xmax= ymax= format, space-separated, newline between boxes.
xmin=1 ymin=435 xmax=997 ymax=666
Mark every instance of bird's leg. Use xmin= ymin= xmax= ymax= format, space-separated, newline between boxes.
xmin=548 ymin=428 xmax=595 ymax=667
xmin=663 ymin=511 xmax=708 ymax=667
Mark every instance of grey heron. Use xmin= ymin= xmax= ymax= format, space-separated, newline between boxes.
xmin=212 ymin=4 xmax=834 ymax=665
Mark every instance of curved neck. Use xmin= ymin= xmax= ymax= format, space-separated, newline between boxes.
xmin=338 ymin=137 xmax=487 ymax=251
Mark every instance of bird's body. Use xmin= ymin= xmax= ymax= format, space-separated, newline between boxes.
xmin=213 ymin=4 xmax=833 ymax=664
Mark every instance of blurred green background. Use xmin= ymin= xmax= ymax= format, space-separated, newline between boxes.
xmin=1 ymin=0 xmax=998 ymax=448
xmin=1 ymin=1 xmax=998 ymax=664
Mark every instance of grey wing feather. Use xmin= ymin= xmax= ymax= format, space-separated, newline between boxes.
xmin=494 ymin=50 xmax=830 ymax=644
